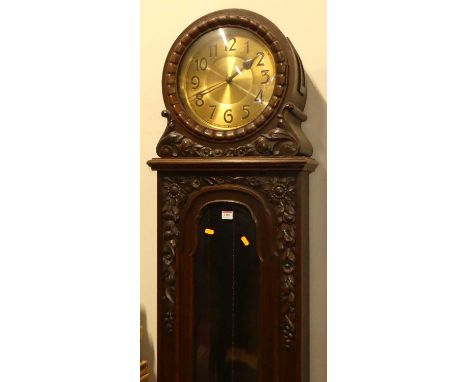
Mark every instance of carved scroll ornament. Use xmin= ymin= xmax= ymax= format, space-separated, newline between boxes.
xmin=156 ymin=105 xmax=303 ymax=158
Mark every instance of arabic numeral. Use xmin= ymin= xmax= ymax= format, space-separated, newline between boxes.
xmin=195 ymin=96 xmax=204 ymax=107
xmin=242 ymin=105 xmax=250 ymax=119
xmin=191 ymin=76 xmax=200 ymax=89
xmin=224 ymin=109 xmax=233 ymax=123
xmin=208 ymin=105 xmax=217 ymax=119
xmin=194 ymin=58 xmax=207 ymax=71
xmin=225 ymin=38 xmax=236 ymax=51
xmin=254 ymin=89 xmax=263 ymax=103
xmin=261 ymin=70 xmax=270 ymax=84
xmin=209 ymin=44 xmax=217 ymax=57
xmin=256 ymin=52 xmax=265 ymax=66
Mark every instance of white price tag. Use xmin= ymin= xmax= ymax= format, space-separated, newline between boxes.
xmin=221 ymin=211 xmax=234 ymax=220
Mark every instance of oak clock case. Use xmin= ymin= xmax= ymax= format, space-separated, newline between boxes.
xmin=148 ymin=8 xmax=317 ymax=382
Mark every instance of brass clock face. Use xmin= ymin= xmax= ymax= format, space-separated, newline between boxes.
xmin=177 ymin=27 xmax=277 ymax=131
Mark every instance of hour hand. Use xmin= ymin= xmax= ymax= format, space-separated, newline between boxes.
xmin=242 ymin=56 xmax=257 ymax=70
xmin=227 ymin=53 xmax=261 ymax=82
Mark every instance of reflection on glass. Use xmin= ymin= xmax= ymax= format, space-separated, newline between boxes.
xmin=194 ymin=203 xmax=260 ymax=382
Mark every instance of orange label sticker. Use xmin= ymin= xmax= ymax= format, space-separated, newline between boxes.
xmin=241 ymin=236 xmax=249 ymax=246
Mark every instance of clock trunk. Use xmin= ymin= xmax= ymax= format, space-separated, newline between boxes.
xmin=148 ymin=158 xmax=316 ymax=382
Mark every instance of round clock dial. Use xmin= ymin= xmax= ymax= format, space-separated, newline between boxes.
xmin=177 ymin=27 xmax=277 ymax=131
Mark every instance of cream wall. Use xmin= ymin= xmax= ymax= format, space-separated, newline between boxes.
xmin=141 ymin=1 xmax=326 ymax=380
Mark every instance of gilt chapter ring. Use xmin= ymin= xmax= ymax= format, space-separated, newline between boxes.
xmin=163 ymin=14 xmax=288 ymax=141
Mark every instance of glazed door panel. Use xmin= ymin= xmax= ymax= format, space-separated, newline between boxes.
xmin=194 ymin=203 xmax=260 ymax=382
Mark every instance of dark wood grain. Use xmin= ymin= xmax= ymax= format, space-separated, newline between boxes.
xmin=147 ymin=157 xmax=318 ymax=172
xmin=149 ymin=8 xmax=318 ymax=382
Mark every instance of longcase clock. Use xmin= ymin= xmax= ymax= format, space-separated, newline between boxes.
xmin=147 ymin=9 xmax=318 ymax=382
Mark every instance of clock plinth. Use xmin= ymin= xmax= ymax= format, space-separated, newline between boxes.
xmin=148 ymin=8 xmax=319 ymax=382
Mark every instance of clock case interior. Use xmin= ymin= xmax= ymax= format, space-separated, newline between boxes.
xmin=148 ymin=8 xmax=317 ymax=382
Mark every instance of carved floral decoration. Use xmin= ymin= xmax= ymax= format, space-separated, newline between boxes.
xmin=156 ymin=108 xmax=300 ymax=158
xmin=160 ymin=175 xmax=298 ymax=348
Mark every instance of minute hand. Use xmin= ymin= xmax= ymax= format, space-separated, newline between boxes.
xmin=190 ymin=54 xmax=259 ymax=101
xmin=189 ymin=79 xmax=229 ymax=101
